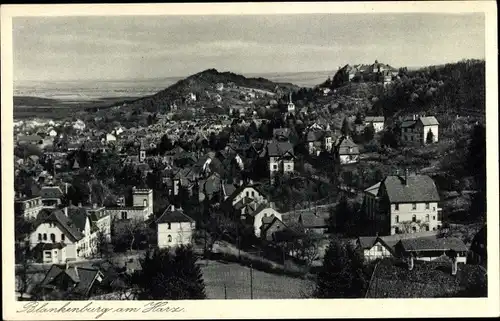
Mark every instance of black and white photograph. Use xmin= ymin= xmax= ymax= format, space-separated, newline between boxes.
xmin=2 ymin=1 xmax=499 ymax=320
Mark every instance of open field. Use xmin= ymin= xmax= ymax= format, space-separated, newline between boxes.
xmin=13 ymin=95 xmax=140 ymax=119
xmin=201 ymin=260 xmax=314 ymax=299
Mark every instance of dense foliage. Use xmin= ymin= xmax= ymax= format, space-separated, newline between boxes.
xmin=313 ymin=238 xmax=366 ymax=298
xmin=132 ymin=246 xmax=206 ymax=300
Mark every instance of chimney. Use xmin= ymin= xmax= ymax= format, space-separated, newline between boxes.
xmin=63 ymin=206 xmax=68 ymax=217
xmin=269 ymin=201 xmax=275 ymax=209
xmin=170 ymin=204 xmax=175 ymax=212
xmin=78 ymin=202 xmax=82 ymax=207
xmin=408 ymin=255 xmax=414 ymax=271
xmin=93 ymin=203 xmax=97 ymax=209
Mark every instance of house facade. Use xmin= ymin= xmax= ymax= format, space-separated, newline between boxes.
xmin=157 ymin=205 xmax=196 ymax=248
xmin=401 ymin=116 xmax=439 ymax=144
xmin=356 ymin=236 xmax=394 ymax=262
xmin=364 ymin=116 xmax=385 ymax=133
xmin=267 ymin=141 xmax=295 ymax=180
xmin=335 ymin=136 xmax=360 ymax=164
xmin=247 ymin=204 xmax=283 ymax=237
xmin=366 ymin=172 xmax=442 ymax=236
xmin=29 ymin=208 xmax=97 ymax=263
xmin=15 ymin=195 xmax=43 ymax=220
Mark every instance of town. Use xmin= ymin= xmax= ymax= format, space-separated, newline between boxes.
xmin=13 ymin=58 xmax=487 ymax=300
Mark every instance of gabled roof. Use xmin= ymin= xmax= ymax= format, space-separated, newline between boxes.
xmin=67 ymin=206 xmax=89 ymax=232
xmin=267 ymin=141 xmax=295 ymax=158
xmin=364 ymin=182 xmax=381 ymax=196
xmin=39 ymin=185 xmax=64 ymax=199
xmin=365 ymin=116 xmax=385 ymax=123
xmin=298 ymin=212 xmax=329 ymax=228
xmin=401 ymin=120 xmax=417 ymax=128
xmin=39 ymin=264 xmax=103 ymax=298
xmin=156 ymin=207 xmax=195 ymax=224
xmin=38 ymin=209 xmax=85 ymax=242
xmin=419 ymin=116 xmax=439 ymax=126
xmin=357 ymin=236 xmax=378 ymax=249
xmin=380 ymin=175 xmax=440 ymax=203
xmin=306 ymin=130 xmax=325 ymax=142
xmin=18 ymin=135 xmax=43 ymax=142
xmin=249 ymin=203 xmax=280 ymax=218
xmin=337 ymin=136 xmax=359 ymax=155
xmin=397 ymin=237 xmax=468 ymax=253
xmin=72 ymin=267 xmax=103 ymax=296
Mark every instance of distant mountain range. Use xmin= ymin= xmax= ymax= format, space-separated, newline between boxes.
xmin=14 ymin=70 xmax=334 ymax=101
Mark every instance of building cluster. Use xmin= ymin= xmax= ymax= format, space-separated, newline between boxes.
xmin=15 ymin=71 xmax=482 ymax=302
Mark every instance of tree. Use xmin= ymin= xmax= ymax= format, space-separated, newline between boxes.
xmin=426 ymin=129 xmax=435 ymax=144
xmin=16 ymin=243 xmax=35 ymax=299
xmin=341 ymin=117 xmax=352 ymax=136
xmin=313 ymin=238 xmax=366 ymax=298
xmin=363 ymin=124 xmax=375 ymax=142
xmin=95 ymin=230 xmax=112 ymax=258
xmin=467 ymin=124 xmax=486 ymax=192
xmin=132 ymin=246 xmax=206 ymax=300
xmin=112 ymin=218 xmax=154 ymax=252
xmin=158 ymin=134 xmax=174 ymax=154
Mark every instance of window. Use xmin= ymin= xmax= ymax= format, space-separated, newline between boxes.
xmin=425 ymin=214 xmax=430 ymax=222
xmin=394 ymin=204 xmax=399 ymax=211
xmin=167 ymin=235 xmax=172 ymax=243
xmin=38 ymin=233 xmax=42 ymax=241
xmin=425 ymin=226 xmax=430 ymax=231
xmin=273 ymin=164 xmax=278 ymax=170
xmin=251 ymin=191 xmax=255 ymax=197
xmin=376 ymin=245 xmax=383 ymax=252
xmin=44 ymin=251 xmax=52 ymax=259
xmin=61 ymin=234 xmax=65 ymax=241
xmin=412 ymin=203 xmax=417 ymax=210
xmin=246 ymin=191 xmax=249 ymax=197
xmin=395 ymin=215 xmax=399 ymax=223
xmin=433 ymin=216 xmax=436 ymax=220
xmin=425 ymin=203 xmax=430 ymax=210
xmin=50 ymin=233 xmax=56 ymax=243
xmin=167 ymin=223 xmax=171 ymax=230
xmin=412 ymin=215 xmax=416 ymax=222
xmin=395 ymin=227 xmax=400 ymax=234
xmin=412 ymin=226 xmax=417 ymax=232
xmin=121 ymin=211 xmax=127 ymax=220
xmin=143 ymin=199 xmax=147 ymax=207
xmin=43 ymin=233 xmax=47 ymax=241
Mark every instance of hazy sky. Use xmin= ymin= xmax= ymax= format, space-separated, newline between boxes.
xmin=13 ymin=13 xmax=485 ymax=82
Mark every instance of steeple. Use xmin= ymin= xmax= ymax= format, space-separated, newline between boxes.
xmin=139 ymin=139 xmax=146 ymax=163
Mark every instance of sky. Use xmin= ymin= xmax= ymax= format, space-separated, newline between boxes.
xmin=13 ymin=13 xmax=485 ymax=82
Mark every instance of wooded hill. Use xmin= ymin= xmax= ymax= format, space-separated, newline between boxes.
xmin=113 ymin=68 xmax=300 ymax=114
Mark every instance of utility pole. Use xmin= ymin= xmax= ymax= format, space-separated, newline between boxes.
xmin=250 ymin=262 xmax=253 ymax=300
xmin=224 ymin=284 xmax=227 ymax=299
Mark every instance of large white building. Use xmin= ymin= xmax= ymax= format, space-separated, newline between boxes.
xmin=29 ymin=207 xmax=98 ymax=264
xmin=15 ymin=195 xmax=43 ymax=220
xmin=364 ymin=171 xmax=442 ymax=236
xmin=156 ymin=205 xmax=196 ymax=249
